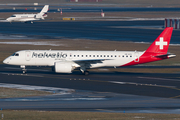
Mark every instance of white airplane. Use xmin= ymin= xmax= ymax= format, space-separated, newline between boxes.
xmin=3 ymin=27 xmax=176 ymax=75
xmin=6 ymin=5 xmax=49 ymax=23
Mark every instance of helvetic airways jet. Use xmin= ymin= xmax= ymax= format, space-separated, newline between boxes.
xmin=3 ymin=27 xmax=176 ymax=75
xmin=6 ymin=5 xmax=49 ymax=23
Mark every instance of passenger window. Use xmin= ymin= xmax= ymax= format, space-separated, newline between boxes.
xmin=86 ymin=55 xmax=88 ymax=57
xmin=111 ymin=55 xmax=113 ymax=57
xmin=74 ymin=55 xmax=76 ymax=57
xmin=100 ymin=55 xmax=102 ymax=57
xmin=93 ymin=55 xmax=95 ymax=57
xmin=104 ymin=55 xmax=106 ymax=57
xmin=89 ymin=55 xmax=91 ymax=57
xmin=82 ymin=55 xmax=83 ymax=57
xmin=97 ymin=55 xmax=99 ymax=57
xmin=77 ymin=55 xmax=79 ymax=57
xmin=107 ymin=55 xmax=109 ymax=57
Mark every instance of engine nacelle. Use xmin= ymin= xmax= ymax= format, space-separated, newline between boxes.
xmin=34 ymin=13 xmax=43 ymax=19
xmin=54 ymin=62 xmax=73 ymax=73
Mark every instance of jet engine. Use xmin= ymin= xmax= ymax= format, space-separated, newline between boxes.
xmin=54 ymin=62 xmax=73 ymax=73
xmin=34 ymin=13 xmax=44 ymax=19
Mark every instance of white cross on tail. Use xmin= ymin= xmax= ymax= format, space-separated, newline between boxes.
xmin=155 ymin=37 xmax=167 ymax=50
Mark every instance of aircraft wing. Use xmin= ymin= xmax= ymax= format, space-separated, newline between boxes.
xmin=72 ymin=59 xmax=111 ymax=69
xmin=0 ymin=20 xmax=9 ymax=22
xmin=19 ymin=18 xmax=37 ymax=22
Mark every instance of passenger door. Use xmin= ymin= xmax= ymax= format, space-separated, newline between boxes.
xmin=134 ymin=51 xmax=139 ymax=62
xmin=25 ymin=51 xmax=31 ymax=61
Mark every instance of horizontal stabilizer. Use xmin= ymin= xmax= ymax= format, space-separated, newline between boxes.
xmin=154 ymin=53 xmax=176 ymax=58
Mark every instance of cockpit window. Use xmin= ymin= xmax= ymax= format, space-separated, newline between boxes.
xmin=11 ymin=53 xmax=19 ymax=56
xmin=11 ymin=53 xmax=15 ymax=56
xmin=15 ymin=53 xmax=19 ymax=56
xmin=10 ymin=15 xmax=16 ymax=17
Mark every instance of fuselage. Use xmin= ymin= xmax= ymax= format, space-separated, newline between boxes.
xmin=3 ymin=50 xmax=144 ymax=68
xmin=6 ymin=5 xmax=49 ymax=23
xmin=6 ymin=14 xmax=42 ymax=22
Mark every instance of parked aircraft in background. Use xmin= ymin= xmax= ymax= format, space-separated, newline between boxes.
xmin=6 ymin=5 xmax=49 ymax=23
xmin=3 ymin=27 xmax=175 ymax=75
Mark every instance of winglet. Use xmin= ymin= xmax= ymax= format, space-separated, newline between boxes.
xmin=145 ymin=27 xmax=173 ymax=54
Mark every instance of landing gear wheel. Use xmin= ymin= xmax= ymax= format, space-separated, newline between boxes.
xmin=84 ymin=71 xmax=89 ymax=75
xmin=20 ymin=65 xmax=26 ymax=74
xmin=23 ymin=70 xmax=26 ymax=74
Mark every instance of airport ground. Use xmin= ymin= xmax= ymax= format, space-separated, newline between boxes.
xmin=1 ymin=110 xmax=180 ymax=120
xmin=0 ymin=2 xmax=180 ymax=119
xmin=0 ymin=18 xmax=180 ymax=115
xmin=1 ymin=0 xmax=180 ymax=8
xmin=1 ymin=11 xmax=180 ymax=22
xmin=1 ymin=63 xmax=180 ymax=119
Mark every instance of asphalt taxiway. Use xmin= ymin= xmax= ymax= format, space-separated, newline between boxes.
xmin=0 ymin=17 xmax=180 ymax=113
xmin=0 ymin=21 xmax=180 ymax=44
xmin=0 ymin=64 xmax=180 ymax=113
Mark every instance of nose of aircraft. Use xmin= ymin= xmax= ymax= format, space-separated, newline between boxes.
xmin=3 ymin=59 xmax=7 ymax=64
xmin=3 ymin=58 xmax=9 ymax=64
xmin=6 ymin=18 xmax=11 ymax=22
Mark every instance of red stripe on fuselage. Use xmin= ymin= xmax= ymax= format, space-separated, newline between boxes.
xmin=121 ymin=52 xmax=168 ymax=67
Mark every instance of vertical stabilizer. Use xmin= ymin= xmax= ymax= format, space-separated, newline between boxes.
xmin=145 ymin=27 xmax=173 ymax=54
xmin=39 ymin=5 xmax=49 ymax=16
xmin=121 ymin=27 xmax=174 ymax=67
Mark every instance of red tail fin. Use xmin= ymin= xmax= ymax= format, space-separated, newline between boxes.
xmin=145 ymin=27 xmax=173 ymax=54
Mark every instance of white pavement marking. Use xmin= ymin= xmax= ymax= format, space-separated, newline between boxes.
xmin=0 ymin=42 xmax=65 ymax=46
xmin=138 ymin=77 xmax=180 ymax=82
xmin=0 ymin=72 xmax=44 ymax=77
xmin=110 ymin=81 xmax=176 ymax=88
xmin=5 ymin=67 xmax=50 ymax=71
xmin=0 ymin=83 xmax=74 ymax=94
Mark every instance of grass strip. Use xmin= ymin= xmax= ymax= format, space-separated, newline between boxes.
xmin=0 ymin=110 xmax=180 ymax=120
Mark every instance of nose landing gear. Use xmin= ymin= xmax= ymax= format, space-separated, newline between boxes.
xmin=20 ymin=65 xmax=27 ymax=74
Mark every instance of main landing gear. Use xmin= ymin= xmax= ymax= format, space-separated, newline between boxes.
xmin=84 ymin=71 xmax=89 ymax=75
xmin=20 ymin=65 xmax=27 ymax=74
xmin=80 ymin=67 xmax=89 ymax=75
